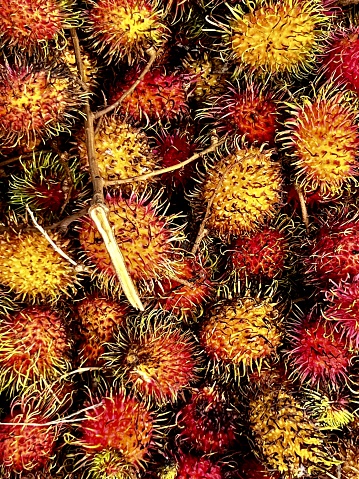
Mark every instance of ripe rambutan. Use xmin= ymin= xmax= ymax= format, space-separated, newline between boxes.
xmin=85 ymin=0 xmax=168 ymax=65
xmin=75 ymin=390 xmax=160 ymax=478
xmin=152 ymin=129 xmax=198 ymax=189
xmin=279 ymin=86 xmax=359 ymax=200
xmin=75 ymin=293 xmax=130 ymax=366
xmin=0 ymin=305 xmax=72 ymax=395
xmin=199 ymin=80 xmax=280 ymax=146
xmin=237 ymin=456 xmax=280 ymax=479
xmin=111 ymin=67 xmax=190 ymax=123
xmin=0 ymin=59 xmax=86 ymax=147
xmin=217 ymin=0 xmax=330 ymax=79
xmin=249 ymin=381 xmax=338 ymax=477
xmin=0 ymin=0 xmax=80 ymax=53
xmin=75 ymin=116 xmax=159 ymax=186
xmin=104 ymin=312 xmax=201 ymax=404
xmin=0 ymin=230 xmax=80 ymax=302
xmin=8 ymin=151 xmax=86 ymax=220
xmin=175 ymin=383 xmax=241 ymax=455
xmin=0 ymin=396 xmax=60 ymax=477
xmin=304 ymin=216 xmax=359 ymax=289
xmin=197 ymin=144 xmax=283 ymax=239
xmin=78 ymin=191 xmax=185 ymax=291
xmin=175 ymin=454 xmax=223 ymax=479
xmin=154 ymin=257 xmax=214 ymax=321
xmin=321 ymin=25 xmax=359 ymax=94
xmin=286 ymin=312 xmax=352 ymax=388
xmin=199 ymin=295 xmax=283 ymax=379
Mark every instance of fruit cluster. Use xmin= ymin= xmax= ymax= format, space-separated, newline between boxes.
xmin=1 ymin=0 xmax=359 ymax=478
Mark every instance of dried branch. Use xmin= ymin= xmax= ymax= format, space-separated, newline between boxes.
xmin=47 ymin=207 xmax=89 ymax=232
xmin=104 ymin=137 xmax=227 ymax=186
xmin=70 ymin=28 xmax=144 ymax=311
xmin=295 ymin=183 xmax=309 ymax=232
xmin=93 ymin=47 xmax=158 ymax=120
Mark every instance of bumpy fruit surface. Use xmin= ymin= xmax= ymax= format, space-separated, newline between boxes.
xmin=200 ymin=146 xmax=282 ymax=238
xmin=104 ymin=313 xmax=200 ymax=404
xmin=0 ymin=230 xmax=79 ymax=302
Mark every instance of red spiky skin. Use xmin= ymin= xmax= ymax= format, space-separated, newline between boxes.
xmin=0 ymin=408 xmax=57 ymax=475
xmin=237 ymin=457 xmax=280 ymax=479
xmin=154 ymin=258 xmax=213 ymax=320
xmin=152 ymin=131 xmax=197 ymax=188
xmin=176 ymin=455 xmax=223 ymax=479
xmin=228 ymin=227 xmax=286 ymax=280
xmin=175 ymin=385 xmax=240 ymax=455
xmin=288 ymin=316 xmax=352 ymax=388
xmin=325 ymin=281 xmax=359 ymax=349
xmin=79 ymin=391 xmax=154 ymax=466
xmin=304 ymin=219 xmax=359 ymax=288
xmin=111 ymin=68 xmax=189 ymax=122
xmin=322 ymin=27 xmax=359 ymax=93
xmin=203 ymin=83 xmax=278 ymax=146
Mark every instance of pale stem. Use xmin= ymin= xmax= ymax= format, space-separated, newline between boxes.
xmin=295 ymin=184 xmax=309 ymax=231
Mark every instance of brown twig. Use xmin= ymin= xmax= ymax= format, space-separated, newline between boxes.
xmin=70 ymin=28 xmax=144 ymax=311
xmin=104 ymin=137 xmax=227 ymax=187
xmin=47 ymin=207 xmax=89 ymax=231
xmin=295 ymin=183 xmax=309 ymax=232
xmin=93 ymin=47 xmax=158 ymax=120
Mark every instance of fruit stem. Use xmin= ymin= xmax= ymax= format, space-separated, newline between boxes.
xmin=295 ymin=184 xmax=309 ymax=232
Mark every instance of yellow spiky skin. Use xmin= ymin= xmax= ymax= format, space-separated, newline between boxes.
xmin=199 ymin=296 xmax=283 ymax=379
xmin=280 ymin=87 xmax=359 ymax=200
xmin=223 ymin=0 xmax=330 ymax=78
xmin=76 ymin=117 xmax=159 ymax=187
xmin=200 ymin=145 xmax=283 ymax=238
xmin=85 ymin=0 xmax=168 ymax=65
xmin=0 ymin=231 xmax=79 ymax=303
xmin=339 ymin=440 xmax=359 ymax=479
xmin=249 ymin=382 xmax=339 ymax=478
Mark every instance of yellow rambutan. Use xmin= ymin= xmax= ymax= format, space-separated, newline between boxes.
xmin=0 ymin=230 xmax=80 ymax=302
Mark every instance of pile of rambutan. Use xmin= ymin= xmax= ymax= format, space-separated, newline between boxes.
xmin=3 ymin=0 xmax=359 ymax=478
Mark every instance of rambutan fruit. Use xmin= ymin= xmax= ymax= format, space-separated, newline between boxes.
xmin=85 ymin=0 xmax=168 ymax=65
xmin=78 ymin=191 xmax=185 ymax=291
xmin=279 ymin=86 xmax=359 ymax=201
xmin=338 ymin=439 xmax=359 ymax=479
xmin=0 ymin=59 xmax=86 ymax=147
xmin=0 ymin=396 xmax=61 ymax=477
xmin=199 ymin=80 xmax=280 ymax=146
xmin=324 ymin=281 xmax=359 ymax=349
xmin=8 ymin=151 xmax=86 ymax=221
xmin=111 ymin=67 xmax=190 ymax=124
xmin=199 ymin=295 xmax=283 ymax=379
xmin=0 ymin=230 xmax=80 ymax=302
xmin=74 ymin=389 xmax=160 ymax=478
xmin=217 ymin=0 xmax=331 ymax=79
xmin=175 ymin=383 xmax=241 ymax=455
xmin=154 ymin=257 xmax=214 ymax=321
xmin=321 ymin=25 xmax=359 ymax=94
xmin=196 ymin=144 xmax=283 ymax=239
xmin=75 ymin=116 xmax=159 ymax=187
xmin=304 ymin=216 xmax=359 ymax=289
xmin=286 ymin=312 xmax=352 ymax=388
xmin=103 ymin=312 xmax=201 ymax=405
xmin=237 ymin=456 xmax=280 ymax=479
xmin=151 ymin=129 xmax=198 ymax=189
xmin=248 ymin=381 xmax=338 ymax=477
xmin=75 ymin=293 xmax=130 ymax=366
xmin=174 ymin=454 xmax=224 ymax=479
xmin=0 ymin=0 xmax=80 ymax=53
xmin=0 ymin=305 xmax=72 ymax=395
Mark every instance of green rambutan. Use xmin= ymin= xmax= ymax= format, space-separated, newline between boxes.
xmin=0 ymin=0 xmax=80 ymax=53
xmin=85 ymin=0 xmax=169 ymax=65
xmin=103 ymin=311 xmax=201 ymax=404
xmin=0 ymin=305 xmax=72 ymax=395
xmin=78 ymin=191 xmax=185 ymax=292
xmin=0 ymin=59 xmax=86 ymax=147
xmin=195 ymin=144 xmax=283 ymax=239
xmin=75 ymin=293 xmax=130 ymax=366
xmin=8 ymin=151 xmax=86 ymax=221
xmin=215 ymin=0 xmax=331 ymax=79
xmin=74 ymin=389 xmax=160 ymax=478
xmin=111 ymin=67 xmax=190 ymax=124
xmin=199 ymin=295 xmax=283 ymax=379
xmin=0 ymin=230 xmax=80 ymax=302
xmin=279 ymin=85 xmax=359 ymax=201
